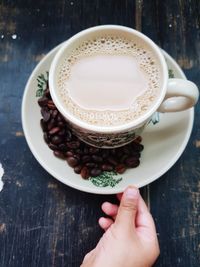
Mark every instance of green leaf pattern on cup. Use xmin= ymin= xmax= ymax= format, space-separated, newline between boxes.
xmin=149 ymin=112 xmax=160 ymax=125
xmin=168 ymin=68 xmax=175 ymax=78
xmin=36 ymin=72 xmax=49 ymax=97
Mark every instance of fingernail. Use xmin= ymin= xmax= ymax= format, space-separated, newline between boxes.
xmin=125 ymin=187 xmax=139 ymax=199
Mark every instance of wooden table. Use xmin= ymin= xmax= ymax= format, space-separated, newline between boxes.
xmin=0 ymin=1 xmax=199 ymax=266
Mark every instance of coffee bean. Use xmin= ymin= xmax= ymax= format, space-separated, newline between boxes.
xmin=90 ymin=168 xmax=102 ymax=177
xmin=101 ymin=150 xmax=109 ymax=159
xmin=83 ymin=147 xmax=89 ymax=154
xmin=85 ymin=162 xmax=97 ymax=168
xmin=134 ymin=136 xmax=142 ymax=143
xmin=81 ymin=166 xmax=90 ymax=179
xmin=132 ymin=143 xmax=144 ymax=152
xmin=40 ymin=119 xmax=47 ymax=131
xmin=48 ymin=143 xmax=58 ymax=151
xmin=43 ymin=132 xmax=49 ymax=144
xmin=75 ymin=149 xmax=83 ymax=155
xmin=51 ymin=135 xmax=62 ymax=145
xmin=57 ymin=129 xmax=65 ymax=136
xmin=122 ymin=146 xmax=130 ymax=155
xmin=44 ymin=89 xmax=51 ymax=98
xmin=57 ymin=115 xmax=63 ymax=122
xmin=89 ymin=147 xmax=100 ymax=154
xmin=38 ymin=96 xmax=49 ymax=107
xmin=130 ymin=151 xmax=140 ymax=158
xmin=53 ymin=150 xmax=65 ymax=159
xmin=125 ymin=157 xmax=140 ymax=168
xmin=67 ymin=141 xmax=80 ymax=149
xmin=110 ymin=149 xmax=116 ymax=156
xmin=47 ymin=100 xmax=56 ymax=109
xmin=52 ymin=110 xmax=58 ymax=118
xmin=92 ymin=155 xmax=103 ymax=163
xmin=58 ymin=143 xmax=68 ymax=152
xmin=115 ymin=164 xmax=126 ymax=174
xmin=41 ymin=108 xmax=51 ymax=122
xmin=116 ymin=149 xmax=123 ymax=158
xmin=74 ymin=165 xmax=82 ymax=174
xmin=65 ymin=130 xmax=72 ymax=141
xmin=107 ymin=157 xmax=118 ymax=166
xmin=47 ymin=119 xmax=56 ymax=130
xmin=57 ymin=121 xmax=65 ymax=128
xmin=101 ymin=164 xmax=113 ymax=171
xmin=66 ymin=151 xmax=74 ymax=157
xmin=82 ymin=155 xmax=91 ymax=163
xmin=66 ymin=156 xmax=79 ymax=167
xmin=120 ymin=154 xmax=128 ymax=163
xmin=139 ymin=144 xmax=144 ymax=151
xmin=74 ymin=154 xmax=81 ymax=161
xmin=49 ymin=127 xmax=60 ymax=135
xmin=72 ymin=135 xmax=79 ymax=141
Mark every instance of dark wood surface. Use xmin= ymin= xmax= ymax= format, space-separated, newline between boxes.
xmin=0 ymin=0 xmax=199 ymax=266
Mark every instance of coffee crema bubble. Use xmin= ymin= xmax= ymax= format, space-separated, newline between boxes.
xmin=58 ymin=35 xmax=160 ymax=126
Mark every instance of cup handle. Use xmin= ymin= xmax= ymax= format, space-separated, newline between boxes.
xmin=157 ymin=78 xmax=199 ymax=112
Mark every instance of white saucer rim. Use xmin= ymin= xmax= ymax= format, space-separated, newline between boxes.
xmin=21 ymin=45 xmax=194 ymax=194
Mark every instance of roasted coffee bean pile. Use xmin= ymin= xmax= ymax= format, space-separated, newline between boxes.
xmin=38 ymin=88 xmax=143 ymax=179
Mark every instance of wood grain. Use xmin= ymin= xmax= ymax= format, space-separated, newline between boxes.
xmin=0 ymin=0 xmax=199 ymax=266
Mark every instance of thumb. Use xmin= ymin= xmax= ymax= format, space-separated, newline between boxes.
xmin=115 ymin=186 xmax=139 ymax=232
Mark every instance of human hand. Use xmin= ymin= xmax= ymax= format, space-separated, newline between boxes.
xmin=81 ymin=186 xmax=159 ymax=267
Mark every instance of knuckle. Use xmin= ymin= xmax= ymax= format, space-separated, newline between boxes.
xmin=121 ymin=201 xmax=137 ymax=212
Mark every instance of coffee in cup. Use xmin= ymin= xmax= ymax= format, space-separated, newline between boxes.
xmin=57 ymin=35 xmax=161 ymax=127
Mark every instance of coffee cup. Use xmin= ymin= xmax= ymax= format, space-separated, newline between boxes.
xmin=49 ymin=25 xmax=199 ymax=148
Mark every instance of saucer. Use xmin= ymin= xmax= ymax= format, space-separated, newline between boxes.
xmin=21 ymin=45 xmax=194 ymax=194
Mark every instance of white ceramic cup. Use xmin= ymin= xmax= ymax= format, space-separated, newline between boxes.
xmin=49 ymin=25 xmax=199 ymax=148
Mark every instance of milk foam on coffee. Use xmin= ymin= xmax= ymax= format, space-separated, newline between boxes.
xmin=58 ymin=35 xmax=160 ymax=126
